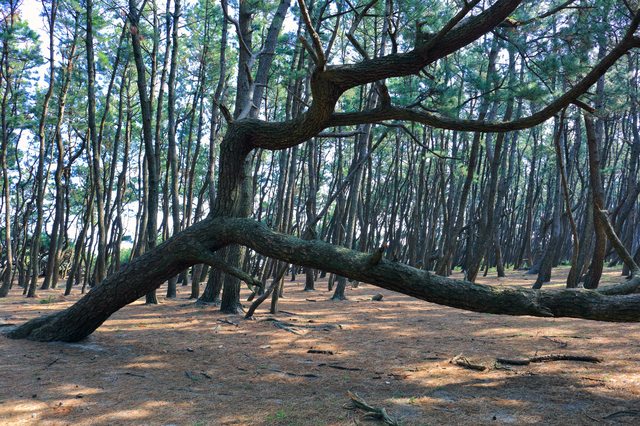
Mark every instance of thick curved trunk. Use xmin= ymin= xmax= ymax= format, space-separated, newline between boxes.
xmin=4 ymin=220 xmax=218 ymax=341
xmin=6 ymin=215 xmax=640 ymax=342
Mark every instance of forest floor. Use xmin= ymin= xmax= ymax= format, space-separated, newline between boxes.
xmin=1 ymin=266 xmax=640 ymax=426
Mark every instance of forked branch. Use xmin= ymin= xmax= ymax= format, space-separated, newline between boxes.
xmin=197 ymin=249 xmax=264 ymax=290
xmin=297 ymin=0 xmax=326 ymax=67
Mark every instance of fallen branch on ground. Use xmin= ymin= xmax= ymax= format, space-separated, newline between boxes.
xmin=272 ymin=320 xmax=302 ymax=335
xmin=343 ymin=391 xmax=401 ymax=426
xmin=319 ymin=363 xmax=362 ymax=371
xmin=450 ymin=353 xmax=488 ymax=371
xmin=268 ymin=369 xmax=318 ymax=378
xmin=496 ymin=354 xmax=602 ymax=365
xmin=603 ymin=410 xmax=640 ymax=419
xmin=217 ymin=319 xmax=238 ymax=326
xmin=307 ymin=349 xmax=334 ymax=355
xmin=263 ymin=318 xmax=341 ymax=335
xmin=542 ymin=336 xmax=568 ymax=348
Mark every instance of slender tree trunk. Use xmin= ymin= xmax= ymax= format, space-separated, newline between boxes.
xmin=27 ymin=0 xmax=58 ymax=297
xmin=304 ymin=138 xmax=318 ymax=291
xmin=0 ymin=29 xmax=13 ymax=296
xmin=42 ymin=29 xmax=79 ymax=290
xmin=86 ymin=0 xmax=108 ymax=288
xmin=583 ymin=115 xmax=607 ymax=289
xmin=129 ymin=0 xmax=160 ymax=303
xmin=166 ymin=0 xmax=181 ymax=298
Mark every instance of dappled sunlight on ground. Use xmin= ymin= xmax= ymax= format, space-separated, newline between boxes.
xmin=1 ymin=266 xmax=640 ymax=425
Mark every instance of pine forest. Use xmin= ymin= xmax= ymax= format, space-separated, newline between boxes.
xmin=2 ymin=0 xmax=640 ymax=424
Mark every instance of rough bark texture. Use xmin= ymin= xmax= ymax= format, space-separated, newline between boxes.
xmin=4 ymin=221 xmax=215 ymax=341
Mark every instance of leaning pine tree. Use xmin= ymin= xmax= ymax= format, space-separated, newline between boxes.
xmin=6 ymin=0 xmax=640 ymax=342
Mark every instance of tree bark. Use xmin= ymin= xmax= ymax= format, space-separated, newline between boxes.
xmin=583 ymin=115 xmax=608 ymax=289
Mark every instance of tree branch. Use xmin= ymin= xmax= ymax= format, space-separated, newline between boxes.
xmin=238 ymin=14 xmax=640 ymax=151
xmin=345 ymin=0 xmax=378 ymax=60
xmin=220 ymin=0 xmax=252 ymax=56
xmin=419 ymin=0 xmax=482 ymax=55
xmin=214 ymin=217 xmax=640 ymax=322
xmin=518 ymin=0 xmax=578 ymax=26
xmin=196 ymin=250 xmax=264 ymax=289
xmin=326 ymin=28 xmax=640 ymax=133
xmin=297 ymin=0 xmax=326 ymax=67
xmin=299 ymin=35 xmax=319 ymax=65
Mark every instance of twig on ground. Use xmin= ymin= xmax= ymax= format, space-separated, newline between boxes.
xmin=263 ymin=318 xmax=339 ymax=335
xmin=217 ymin=319 xmax=238 ymax=326
xmin=582 ymin=412 xmax=601 ymax=422
xmin=326 ymin=364 xmax=362 ymax=371
xmin=308 ymin=349 xmax=334 ymax=355
xmin=449 ymin=353 xmax=488 ymax=371
xmin=542 ymin=336 xmax=568 ymax=348
xmin=343 ymin=391 xmax=401 ymax=426
xmin=496 ymin=358 xmax=531 ymax=365
xmin=269 ymin=368 xmax=318 ymax=378
xmin=497 ymin=354 xmax=602 ymax=365
xmin=603 ymin=409 xmax=640 ymax=419
xmin=581 ymin=377 xmax=605 ymax=383
xmin=273 ymin=320 xmax=302 ymax=335
xmin=529 ymin=354 xmax=601 ymax=363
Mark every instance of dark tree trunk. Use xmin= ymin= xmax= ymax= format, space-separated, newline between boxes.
xmin=583 ymin=115 xmax=607 ymax=289
xmin=129 ymin=0 xmax=161 ymax=304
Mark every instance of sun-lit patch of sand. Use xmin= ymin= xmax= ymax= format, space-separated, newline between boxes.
xmin=2 ymin=267 xmax=640 ymax=425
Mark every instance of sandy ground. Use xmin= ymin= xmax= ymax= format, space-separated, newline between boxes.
xmin=1 ymin=266 xmax=640 ymax=426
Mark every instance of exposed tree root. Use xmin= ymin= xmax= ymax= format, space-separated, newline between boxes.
xmin=343 ymin=391 xmax=401 ymax=426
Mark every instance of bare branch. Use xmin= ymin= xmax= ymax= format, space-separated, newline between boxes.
xmin=596 ymin=210 xmax=640 ymax=277
xmin=299 ymin=35 xmax=319 ymax=65
xmin=419 ymin=0 xmax=482 ymax=55
xmin=316 ymin=126 xmax=366 ymax=138
xmin=245 ymin=263 xmax=288 ymax=318
xmin=572 ymin=99 xmax=596 ymax=114
xmin=377 ymin=122 xmax=461 ymax=160
xmin=212 ymin=98 xmax=233 ymax=124
xmin=197 ymin=250 xmax=264 ymax=289
xmin=519 ymin=0 xmax=578 ymax=26
xmin=297 ymin=0 xmax=326 ymax=67
xmin=285 ymin=85 xmax=311 ymax=109
xmin=323 ymin=6 xmax=342 ymax=59
xmin=346 ymin=0 xmax=378 ymax=60
xmin=220 ymin=0 xmax=252 ymax=56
